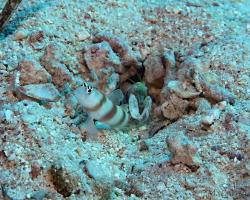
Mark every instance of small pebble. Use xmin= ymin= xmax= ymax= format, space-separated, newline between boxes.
xmin=156 ymin=182 xmax=166 ymax=191
xmin=77 ymin=29 xmax=90 ymax=41
xmin=139 ymin=140 xmax=149 ymax=151
xmin=4 ymin=110 xmax=14 ymax=123
xmin=15 ymin=30 xmax=29 ymax=40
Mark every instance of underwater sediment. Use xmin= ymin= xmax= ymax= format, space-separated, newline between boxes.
xmin=0 ymin=0 xmax=250 ymax=199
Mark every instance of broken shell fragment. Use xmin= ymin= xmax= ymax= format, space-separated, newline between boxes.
xmin=16 ymin=83 xmax=60 ymax=102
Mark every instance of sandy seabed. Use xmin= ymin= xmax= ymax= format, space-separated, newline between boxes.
xmin=0 ymin=0 xmax=250 ymax=199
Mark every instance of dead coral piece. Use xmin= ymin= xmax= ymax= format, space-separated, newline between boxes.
xmin=84 ymin=160 xmax=126 ymax=198
xmin=82 ymin=41 xmax=124 ymax=93
xmin=87 ymin=66 xmax=120 ymax=94
xmin=174 ymin=55 xmax=235 ymax=104
xmin=40 ymin=44 xmax=72 ymax=88
xmin=166 ymin=131 xmax=200 ymax=167
xmin=29 ymin=190 xmax=48 ymax=200
xmin=161 ymin=94 xmax=189 ymax=120
xmin=18 ymin=60 xmax=51 ymax=85
xmin=49 ymin=165 xmax=79 ymax=198
xmin=16 ymin=83 xmax=60 ymax=102
xmin=84 ymin=41 xmax=124 ymax=73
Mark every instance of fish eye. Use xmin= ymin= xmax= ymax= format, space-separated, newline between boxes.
xmin=87 ymin=86 xmax=93 ymax=94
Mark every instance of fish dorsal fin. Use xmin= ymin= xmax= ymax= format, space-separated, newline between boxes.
xmin=107 ymin=89 xmax=124 ymax=106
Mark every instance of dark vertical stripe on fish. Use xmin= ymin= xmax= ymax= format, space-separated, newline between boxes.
xmin=112 ymin=109 xmax=125 ymax=128
xmin=100 ymin=105 xmax=117 ymax=122
xmin=86 ymin=94 xmax=106 ymax=112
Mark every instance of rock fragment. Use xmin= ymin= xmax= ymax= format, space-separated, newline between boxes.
xmin=196 ymin=73 xmax=236 ymax=104
xmin=49 ymin=165 xmax=79 ymax=198
xmin=125 ymin=175 xmax=144 ymax=197
xmin=138 ymin=140 xmax=149 ymax=151
xmin=40 ymin=44 xmax=72 ymax=88
xmin=29 ymin=190 xmax=48 ymax=200
xmin=162 ymin=50 xmax=176 ymax=82
xmin=84 ymin=41 xmax=124 ymax=73
xmin=167 ymin=80 xmax=200 ymax=99
xmin=97 ymin=67 xmax=120 ymax=93
xmin=77 ymin=29 xmax=91 ymax=41
xmin=85 ymin=160 xmax=125 ymax=185
xmin=15 ymin=29 xmax=29 ymax=41
xmin=30 ymin=162 xmax=42 ymax=180
xmin=194 ymin=98 xmax=212 ymax=114
xmin=29 ymin=31 xmax=45 ymax=44
xmin=93 ymin=31 xmax=142 ymax=69
xmin=144 ymin=52 xmax=166 ymax=88
xmin=29 ymin=31 xmax=46 ymax=50
xmin=161 ymin=94 xmax=189 ymax=120
xmin=163 ymin=50 xmax=176 ymax=69
xmin=200 ymin=101 xmax=226 ymax=127
xmin=166 ymin=131 xmax=200 ymax=167
xmin=201 ymin=107 xmax=221 ymax=127
xmin=18 ymin=60 xmax=51 ymax=85
xmin=1 ymin=109 xmax=14 ymax=123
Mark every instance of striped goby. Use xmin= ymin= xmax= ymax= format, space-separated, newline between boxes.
xmin=74 ymin=83 xmax=129 ymax=131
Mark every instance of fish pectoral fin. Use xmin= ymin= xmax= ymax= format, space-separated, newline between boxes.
xmin=94 ymin=121 xmax=111 ymax=130
xmin=108 ymin=89 xmax=124 ymax=105
xmin=85 ymin=117 xmax=99 ymax=139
